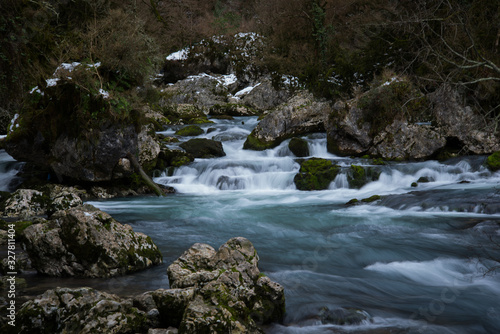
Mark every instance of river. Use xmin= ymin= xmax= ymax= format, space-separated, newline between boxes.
xmin=5 ymin=116 xmax=500 ymax=333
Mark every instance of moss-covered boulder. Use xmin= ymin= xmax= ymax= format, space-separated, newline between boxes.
xmin=288 ymin=137 xmax=310 ymax=157
xmin=486 ymin=151 xmax=500 ymax=171
xmin=9 ymin=287 xmax=148 ymax=334
xmin=166 ymin=237 xmax=285 ymax=333
xmin=175 ymin=125 xmax=204 ymax=136
xmin=22 ymin=204 xmax=162 ymax=278
xmin=347 ymin=165 xmax=381 ymax=189
xmin=179 ymin=138 xmax=226 ymax=159
xmin=154 ymin=147 xmax=194 ymax=171
xmin=294 ymin=158 xmax=340 ymax=190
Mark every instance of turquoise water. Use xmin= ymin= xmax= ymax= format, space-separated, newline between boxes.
xmin=7 ymin=117 xmax=500 ymax=333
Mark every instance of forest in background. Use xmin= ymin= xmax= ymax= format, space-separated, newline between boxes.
xmin=1 ymin=0 xmax=499 ymax=133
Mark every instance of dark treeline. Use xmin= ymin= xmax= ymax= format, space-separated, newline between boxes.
xmin=1 ymin=0 xmax=499 ymax=129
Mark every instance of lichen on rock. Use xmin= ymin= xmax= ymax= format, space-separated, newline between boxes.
xmin=22 ymin=204 xmax=162 ymax=278
xmin=166 ymin=237 xmax=285 ymax=333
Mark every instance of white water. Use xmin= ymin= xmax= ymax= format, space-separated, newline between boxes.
xmin=5 ymin=116 xmax=500 ymax=333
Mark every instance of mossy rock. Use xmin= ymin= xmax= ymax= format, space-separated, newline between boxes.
xmin=175 ymin=125 xmax=204 ymax=136
xmin=243 ymin=132 xmax=276 ymax=151
xmin=361 ymin=195 xmax=381 ymax=203
xmin=0 ymin=220 xmax=34 ymax=240
xmin=294 ymin=158 xmax=340 ymax=190
xmin=288 ymin=137 xmax=309 ymax=157
xmin=179 ymin=138 xmax=226 ymax=159
xmin=348 ymin=165 xmax=381 ymax=189
xmin=486 ymin=152 xmax=500 ymax=171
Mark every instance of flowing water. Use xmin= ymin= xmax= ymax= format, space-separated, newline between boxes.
xmin=5 ymin=116 xmax=500 ymax=333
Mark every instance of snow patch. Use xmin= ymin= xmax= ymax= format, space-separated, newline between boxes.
xmin=99 ymin=88 xmax=110 ymax=99
xmin=8 ymin=114 xmax=19 ymax=133
xmin=166 ymin=49 xmax=189 ymax=61
xmin=234 ymin=83 xmax=261 ymax=98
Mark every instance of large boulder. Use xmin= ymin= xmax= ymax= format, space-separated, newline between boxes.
xmin=166 ymin=237 xmax=286 ymax=333
xmin=23 ymin=204 xmax=162 ymax=277
xmin=244 ymin=91 xmax=331 ymax=150
xmin=11 ymin=287 xmax=149 ymax=334
xmin=428 ymin=84 xmax=500 ymax=155
xmin=326 ymin=79 xmax=500 ymax=160
xmin=4 ymin=81 xmax=160 ymax=183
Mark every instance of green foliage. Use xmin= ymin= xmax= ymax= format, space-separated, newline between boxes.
xmin=294 ymin=158 xmax=339 ymax=190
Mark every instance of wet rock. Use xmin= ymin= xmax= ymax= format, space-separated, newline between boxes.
xmin=294 ymin=158 xmax=340 ymax=190
xmin=288 ymin=137 xmax=310 ymax=157
xmin=12 ymin=287 xmax=148 ymax=334
xmin=318 ymin=306 xmax=371 ymax=325
xmin=347 ymin=165 xmax=381 ymax=189
xmin=167 ymin=237 xmax=286 ymax=333
xmin=179 ymin=138 xmax=226 ymax=158
xmin=23 ymin=204 xmax=162 ymax=277
xmin=244 ymin=91 xmax=330 ymax=150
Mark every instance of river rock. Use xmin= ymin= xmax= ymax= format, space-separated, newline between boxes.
xmin=12 ymin=287 xmax=148 ymax=334
xmin=288 ymin=137 xmax=310 ymax=157
xmin=239 ymin=77 xmax=293 ymax=112
xmin=166 ymin=237 xmax=286 ymax=333
xmin=244 ymin=91 xmax=331 ymax=150
xmin=429 ymin=85 xmax=500 ymax=155
xmin=179 ymin=138 xmax=226 ymax=158
xmin=1 ymin=189 xmax=46 ymax=218
xmin=326 ymin=80 xmax=500 ymax=160
xmin=1 ymin=185 xmax=85 ymax=218
xmin=23 ymin=204 xmax=162 ymax=277
xmin=294 ymin=158 xmax=340 ymax=190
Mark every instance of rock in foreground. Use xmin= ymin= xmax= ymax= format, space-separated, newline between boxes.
xmin=23 ymin=204 xmax=162 ymax=277
xmin=12 ymin=287 xmax=149 ymax=334
xmin=167 ymin=237 xmax=285 ymax=333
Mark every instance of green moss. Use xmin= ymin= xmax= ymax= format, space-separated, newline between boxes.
xmin=486 ymin=151 xmax=500 ymax=171
xmin=348 ymin=165 xmax=381 ymax=189
xmin=294 ymin=158 xmax=339 ymax=190
xmin=0 ymin=220 xmax=33 ymax=240
xmin=243 ymin=131 xmax=275 ymax=151
xmin=175 ymin=125 xmax=204 ymax=136
xmin=361 ymin=195 xmax=381 ymax=203
xmin=346 ymin=198 xmax=359 ymax=206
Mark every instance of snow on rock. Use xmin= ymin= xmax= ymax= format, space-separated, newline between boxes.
xmin=166 ymin=49 xmax=189 ymax=61
xmin=234 ymin=83 xmax=261 ymax=99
